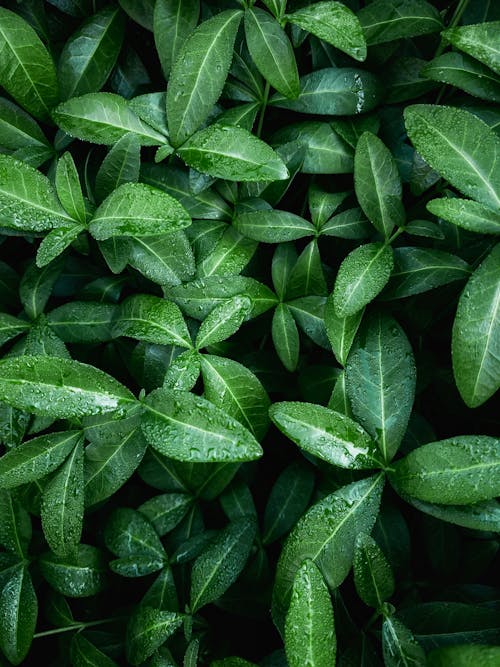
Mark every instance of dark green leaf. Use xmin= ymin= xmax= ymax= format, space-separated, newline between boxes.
xmin=0 ymin=565 xmax=37 ymax=665
xmin=272 ymin=303 xmax=300 ymax=372
xmin=358 ymin=0 xmax=442 ymax=46
xmin=443 ymin=21 xmax=500 ymax=75
xmin=422 ymin=52 xmax=500 ymax=103
xmin=48 ymin=302 xmax=117 ymax=343
xmin=71 ymin=635 xmax=119 ymax=667
xmin=234 ymin=209 xmax=314 ymax=242
xmin=353 ymin=533 xmax=395 ymax=609
xmin=382 ymin=616 xmax=426 ymax=667
xmin=427 ymin=197 xmax=500 ymax=235
xmin=95 ymin=133 xmax=141 ymax=203
xmin=40 ymin=544 xmax=107 ymax=597
xmin=126 ymin=606 xmax=183 ymax=666
xmin=154 ymin=0 xmax=199 ymax=79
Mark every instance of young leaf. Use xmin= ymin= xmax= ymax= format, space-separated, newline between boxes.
xmin=452 ymin=243 xmax=500 ymax=408
xmin=126 ymin=606 xmax=184 ymax=666
xmin=272 ymin=474 xmax=384 ymax=629
xmin=346 ymin=311 xmax=416 ymax=462
xmin=89 ymin=181 xmax=191 ymax=240
xmin=195 ymin=295 xmax=251 ymax=349
xmin=0 ymin=8 xmax=58 ymax=121
xmin=285 ymin=559 xmax=336 ymax=667
xmin=324 ymin=294 xmax=363 ymax=366
xmin=41 ymin=438 xmax=84 ymax=556
xmin=404 ymin=105 xmax=500 ymax=210
xmin=190 ymin=517 xmax=256 ymax=612
xmin=286 ymin=1 xmax=366 ymax=62
xmin=0 ymin=356 xmax=135 ymax=418
xmin=354 ymin=132 xmax=404 ymax=238
xmin=176 ymin=124 xmax=289 ymax=182
xmin=270 ymin=401 xmax=380 ymax=469
xmin=19 ymin=259 xmax=64 ymax=321
xmin=443 ymin=21 xmax=500 ymax=76
xmin=36 ymin=222 xmax=86 ymax=268
xmin=357 ymin=0 xmax=443 ymax=46
xmin=58 ymin=6 xmax=125 ymax=100
xmin=353 ymin=533 xmax=395 ymax=609
xmin=141 ymin=388 xmax=263 ymax=463
xmin=0 ymin=489 xmax=31 ymax=557
xmin=39 ymin=544 xmax=107 ymax=597
xmin=390 ymin=435 xmax=500 ymax=505
xmin=95 ymin=133 xmax=141 ymax=203
xmin=332 ymin=243 xmax=394 ymax=318
xmin=166 ymin=10 xmax=243 ymax=147
xmin=382 ymin=616 xmax=426 ymax=667
xmin=272 ymin=304 xmax=300 ymax=372
xmin=0 ymin=565 xmax=37 ymax=665
xmin=139 ymin=493 xmax=192 ymax=536
xmin=427 ymin=198 xmax=500 ymax=235
xmin=244 ymin=8 xmax=299 ymax=99
xmin=129 ymin=232 xmax=195 ymax=286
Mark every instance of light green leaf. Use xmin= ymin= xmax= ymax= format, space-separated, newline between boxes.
xmin=52 ymin=93 xmax=168 ymax=146
xmin=190 ymin=517 xmax=256 ymax=612
xmin=354 ymin=131 xmax=404 ymax=238
xmin=324 ymin=295 xmax=363 ymax=366
xmin=272 ymin=474 xmax=384 ymax=630
xmin=95 ymin=132 xmax=141 ymax=203
xmin=272 ymin=303 xmax=300 ymax=372
xmin=41 ymin=438 xmax=84 ymax=556
xmin=234 ymin=209 xmax=314 ymax=242
xmin=163 ymin=349 xmax=201 ymax=392
xmin=269 ymin=401 xmax=380 ymax=469
xmin=391 ymin=435 xmax=500 ymax=505
xmin=154 ymin=0 xmax=199 ymax=79
xmin=0 ymin=8 xmax=58 ymax=121
xmin=382 ymin=616 xmax=426 ymax=667
xmin=0 ymin=430 xmax=81 ymax=489
xmin=126 ymin=607 xmax=183 ymax=666
xmin=404 ymin=105 xmax=500 ymax=210
xmin=0 ymin=355 xmax=135 ymax=418
xmin=287 ymin=1 xmax=366 ymax=61
xmin=113 ymin=294 xmax=192 ymax=348
xmin=0 ymin=565 xmax=37 ymax=665
xmin=89 ymin=182 xmax=191 ymax=240
xmin=141 ymin=388 xmax=263 ymax=463
xmin=332 ymin=243 xmax=394 ymax=318
xmin=245 ymin=8 xmax=299 ymax=99
xmin=177 ymin=124 xmax=289 ymax=182
xmin=285 ymin=559 xmax=336 ymax=667
xmin=166 ymin=9 xmax=243 ymax=147
xmin=452 ymin=243 xmax=500 ymax=407
xmin=195 ymin=295 xmax=251 ymax=349
xmin=36 ymin=222 xmax=86 ymax=268
xmin=443 ymin=21 xmax=500 ymax=76
xmin=129 ymin=232 xmax=195 ymax=286
xmin=58 ymin=6 xmax=124 ymax=100
xmin=353 ymin=533 xmax=395 ymax=609
xmin=358 ymin=0 xmax=442 ymax=46
xmin=346 ymin=311 xmax=416 ymax=462
xmin=0 ymin=314 xmax=30 ymax=349
xmin=427 ymin=198 xmax=500 ymax=235
xmin=0 ymin=154 xmax=73 ymax=232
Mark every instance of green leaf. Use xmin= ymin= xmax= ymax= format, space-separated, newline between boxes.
xmin=95 ymin=133 xmax=141 ymax=203
xmin=71 ymin=635 xmax=119 ymax=667
xmin=0 ymin=489 xmax=31 ymax=557
xmin=201 ymin=355 xmax=271 ymax=441
xmin=196 ymin=224 xmax=257 ymax=279
xmin=35 ymin=222 xmax=86 ymax=268
xmin=113 ymin=294 xmax=192 ymax=348
xmin=382 ymin=247 xmax=471 ymax=299
xmin=141 ymin=388 xmax=263 ymax=463
xmin=354 ymin=132 xmax=404 ymax=238
xmin=0 ymin=430 xmax=81 ymax=489
xmin=139 ymin=493 xmax=192 ymax=536
xmin=58 ymin=6 xmax=124 ymax=100
xmin=39 ymin=544 xmax=107 ymax=597
xmin=272 ymin=304 xmax=300 ymax=372
xmin=427 ymin=198 xmax=500 ymax=235
xmin=104 ymin=507 xmax=166 ymax=560
xmin=129 ymin=232 xmax=195 ymax=286
xmin=288 ymin=296 xmax=329 ymax=349
xmin=262 ymin=461 xmax=314 ymax=545
xmin=324 ymin=295 xmax=363 ymax=366
xmin=0 ymin=565 xmax=37 ymax=665
xmin=332 ymin=243 xmax=394 ymax=318
xmin=163 ymin=349 xmax=201 ymax=392
xmin=403 ymin=497 xmax=500 ymax=532
xmin=244 ymin=8 xmax=299 ymax=99
xmin=126 ymin=606 xmax=184 ymax=666
xmin=346 ymin=311 xmax=416 ymax=462
xmin=273 ymin=474 xmax=384 ymax=630
xmin=422 ymin=52 xmax=500 ymax=103
xmin=353 ymin=533 xmax=395 ymax=609
xmin=404 ymin=105 xmax=500 ymax=210
xmin=166 ymin=9 xmax=243 ymax=147
xmin=443 ymin=21 xmax=500 ymax=76
xmin=390 ymin=435 xmax=500 ymax=505
xmin=452 ymin=243 xmax=500 ymax=407
xmin=427 ymin=644 xmax=500 ymax=667
xmin=89 ymin=182 xmax=191 ymax=240
xmin=48 ymin=301 xmax=117 ymax=343
xmin=0 ymin=97 xmax=51 ymax=152
xmin=19 ymin=259 xmax=63 ymax=321
xmin=285 ymin=240 xmax=327 ymax=298
xmin=287 ymin=1 xmax=366 ymax=62
xmin=270 ymin=401 xmax=380 ymax=469
xmin=0 ymin=8 xmax=58 ymax=121
xmin=154 ymin=0 xmax=199 ymax=79
xmin=320 ymin=207 xmax=373 ymax=239
xmin=0 ymin=154 xmax=73 ymax=232
xmin=41 ymin=438 xmax=84 ymax=556
xmin=357 ymin=0 xmax=443 ymax=46
xmin=234 ymin=209 xmax=314 ymax=242
xmin=195 ymin=295 xmax=251 ymax=349
xmin=308 ymin=186 xmax=349 ymax=228
xmin=382 ymin=616 xmax=426 ymax=667
xmin=285 ymin=559 xmax=336 ymax=667
xmin=52 ymin=93 xmax=168 ymax=146
xmin=0 ymin=355 xmax=135 ymax=418
xmin=177 ymin=124 xmax=289 ymax=182
xmin=0 ymin=314 xmax=30 ymax=349
xmin=270 ymin=68 xmax=381 ymax=115
xmin=190 ymin=517 xmax=256 ymax=612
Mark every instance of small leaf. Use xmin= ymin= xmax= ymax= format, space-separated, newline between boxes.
xmin=382 ymin=616 xmax=426 ymax=667
xmin=272 ymin=304 xmax=300 ymax=372
xmin=0 ymin=489 xmax=31 ymax=557
xmin=427 ymin=644 xmax=500 ymax=667
xmin=154 ymin=0 xmax=199 ymax=79
xmin=358 ymin=0 xmax=442 ymax=46
xmin=285 ymin=559 xmax=336 ymax=667
xmin=139 ymin=493 xmax=192 ymax=536
xmin=36 ymin=223 xmax=86 ymax=268
xmin=0 ymin=565 xmax=37 ymax=665
xmin=190 ymin=517 xmax=256 ymax=612
xmin=126 ymin=606 xmax=184 ymax=666
xmin=234 ymin=208 xmax=314 ymax=243
xmin=324 ymin=295 xmax=363 ymax=366
xmin=427 ymin=198 xmax=500 ymax=235
xmin=0 ymin=314 xmax=30 ymax=349
xmin=95 ymin=133 xmax=141 ymax=203
xmin=353 ymin=533 xmax=395 ymax=609
xmin=195 ymin=296 xmax=251 ymax=349
xmin=443 ymin=21 xmax=500 ymax=75
xmin=48 ymin=302 xmax=117 ymax=343
xmin=40 ymin=544 xmax=106 ymax=597
xmin=104 ymin=507 xmax=166 ymax=562
xmin=19 ymin=259 xmax=63 ymax=321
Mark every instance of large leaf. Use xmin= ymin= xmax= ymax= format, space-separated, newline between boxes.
xmin=285 ymin=559 xmax=336 ymax=667
xmin=422 ymin=52 xmax=500 ymax=103
xmin=443 ymin=21 xmax=500 ymax=76
xmin=0 ymin=8 xmax=58 ymax=121
xmin=126 ymin=606 xmax=183 ymax=666
xmin=39 ymin=544 xmax=107 ymax=598
xmin=166 ymin=9 xmax=242 ymax=147
xmin=195 ymin=296 xmax=251 ymax=349
xmin=0 ymin=565 xmax=37 ymax=665
xmin=404 ymin=105 xmax=500 ymax=210
xmin=357 ymin=0 xmax=442 ymax=46
xmin=234 ymin=209 xmax=314 ymax=242
xmin=390 ymin=435 xmax=500 ymax=505
xmin=427 ymin=198 xmax=500 ymax=236
xmin=452 ymin=243 xmax=500 ymax=408
xmin=154 ymin=0 xmax=199 ymax=79
xmin=141 ymin=388 xmax=263 ymax=463
xmin=0 ymin=356 xmax=135 ymax=418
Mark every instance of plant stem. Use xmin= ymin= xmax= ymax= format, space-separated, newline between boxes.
xmin=33 ymin=618 xmax=119 ymax=639
xmin=257 ymin=81 xmax=271 ymax=138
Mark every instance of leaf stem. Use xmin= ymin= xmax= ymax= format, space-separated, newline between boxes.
xmin=257 ymin=81 xmax=271 ymax=138
xmin=33 ymin=617 xmax=119 ymax=639
xmin=386 ymin=226 xmax=405 ymax=246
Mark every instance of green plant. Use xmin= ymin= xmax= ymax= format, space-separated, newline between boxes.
xmin=0 ymin=0 xmax=498 ymax=665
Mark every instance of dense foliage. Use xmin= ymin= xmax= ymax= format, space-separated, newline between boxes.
xmin=0 ymin=0 xmax=498 ymax=665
